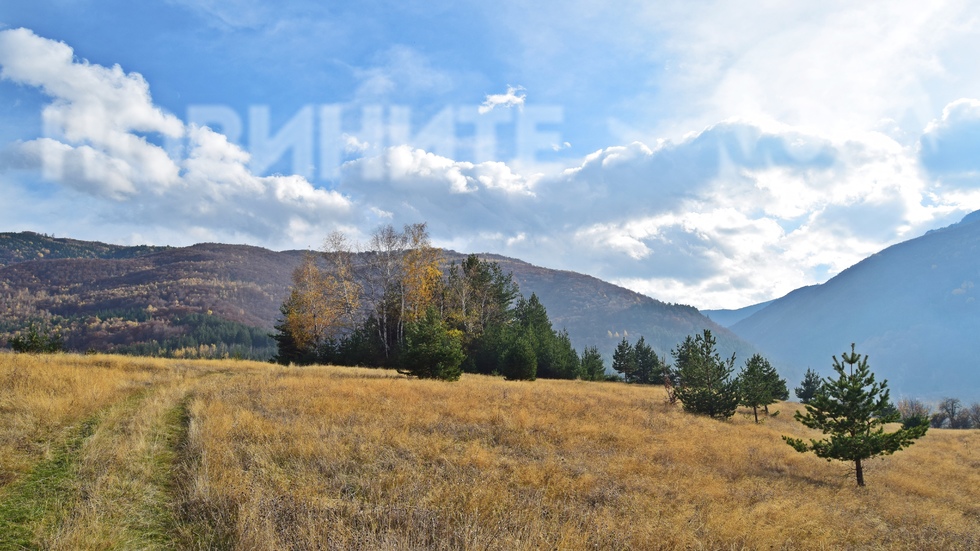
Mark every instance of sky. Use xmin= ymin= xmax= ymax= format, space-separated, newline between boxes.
xmin=2 ymin=1 xmax=980 ymax=310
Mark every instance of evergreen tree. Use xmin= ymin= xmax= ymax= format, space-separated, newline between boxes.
xmin=612 ymin=338 xmax=637 ymax=382
xmin=783 ymin=344 xmax=928 ymax=486
xmin=511 ymin=293 xmax=577 ymax=379
xmin=551 ymin=329 xmax=581 ymax=379
xmin=9 ymin=321 xmax=63 ymax=354
xmin=795 ymin=368 xmax=823 ymax=404
xmin=398 ymin=308 xmax=464 ymax=381
xmin=500 ymin=332 xmax=537 ymax=381
xmin=633 ymin=336 xmax=663 ymax=384
xmin=580 ymin=345 xmax=606 ymax=381
xmin=736 ymin=354 xmax=785 ymax=423
xmin=672 ymin=329 xmax=739 ymax=420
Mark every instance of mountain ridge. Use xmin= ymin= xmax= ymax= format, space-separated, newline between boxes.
xmin=0 ymin=232 xmax=754 ymax=365
xmin=729 ymin=212 xmax=980 ymax=401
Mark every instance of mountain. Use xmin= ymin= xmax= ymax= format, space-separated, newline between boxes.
xmin=0 ymin=231 xmax=169 ymax=266
xmin=453 ymin=253 xmax=755 ymax=362
xmin=730 ymin=212 xmax=980 ymax=401
xmin=702 ymin=300 xmax=774 ymax=328
xmin=0 ymin=232 xmax=753 ymax=364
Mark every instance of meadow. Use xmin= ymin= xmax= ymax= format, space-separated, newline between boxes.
xmin=1 ymin=352 xmax=978 ymax=550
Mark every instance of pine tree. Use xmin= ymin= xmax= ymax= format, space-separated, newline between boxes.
xmin=795 ymin=368 xmax=822 ymax=404
xmin=633 ymin=336 xmax=663 ymax=384
xmin=672 ymin=330 xmax=739 ymax=420
xmin=736 ymin=354 xmax=784 ymax=423
xmin=580 ymin=345 xmax=606 ymax=381
xmin=783 ymin=344 xmax=928 ymax=486
xmin=500 ymin=332 xmax=537 ymax=381
xmin=612 ymin=338 xmax=637 ymax=382
xmin=398 ymin=307 xmax=464 ymax=381
xmin=552 ymin=329 xmax=581 ymax=379
xmin=271 ymin=300 xmax=314 ymax=365
xmin=512 ymin=293 xmax=576 ymax=379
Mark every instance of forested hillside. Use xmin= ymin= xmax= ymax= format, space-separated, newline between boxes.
xmin=0 ymin=232 xmax=168 ymax=266
xmin=0 ymin=232 xmax=751 ymax=363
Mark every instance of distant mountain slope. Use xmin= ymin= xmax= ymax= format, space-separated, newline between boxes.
xmin=458 ymin=253 xmax=756 ymax=362
xmin=0 ymin=231 xmax=168 ymax=266
xmin=0 ymin=233 xmax=754 ymax=364
xmin=702 ymin=300 xmax=774 ymax=328
xmin=730 ymin=212 xmax=980 ymax=401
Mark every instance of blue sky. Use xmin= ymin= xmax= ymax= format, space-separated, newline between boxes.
xmin=2 ymin=1 xmax=980 ymax=309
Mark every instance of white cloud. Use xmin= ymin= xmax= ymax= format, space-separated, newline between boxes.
xmin=0 ymin=28 xmax=353 ymax=248
xmin=353 ymin=45 xmax=456 ymax=102
xmin=336 ymin=116 xmax=977 ymax=309
xmin=479 ymin=85 xmax=525 ymax=114
xmin=5 ymin=17 xmax=980 ymax=310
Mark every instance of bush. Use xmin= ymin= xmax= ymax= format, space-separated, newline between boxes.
xmin=10 ymin=322 xmax=63 ymax=354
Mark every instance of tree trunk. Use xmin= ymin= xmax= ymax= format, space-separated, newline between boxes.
xmin=753 ymin=405 xmax=759 ymax=423
xmin=855 ymin=457 xmax=865 ymax=486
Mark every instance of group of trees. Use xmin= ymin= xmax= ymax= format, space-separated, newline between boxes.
xmin=8 ymin=321 xmax=63 ymax=353
xmin=612 ymin=336 xmax=667 ymax=384
xmin=909 ymin=397 xmax=980 ymax=430
xmin=610 ymin=332 xmax=929 ymax=487
xmin=613 ymin=330 xmax=787 ymax=423
xmin=273 ymin=223 xmax=591 ymax=381
xmin=797 ymin=368 xmax=980 ymax=431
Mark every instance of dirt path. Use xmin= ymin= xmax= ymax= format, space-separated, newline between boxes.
xmin=0 ymin=370 xmax=205 ymax=550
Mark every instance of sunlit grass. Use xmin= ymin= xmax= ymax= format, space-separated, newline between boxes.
xmin=178 ymin=365 xmax=980 ymax=550
xmin=1 ymin=353 xmax=977 ymax=549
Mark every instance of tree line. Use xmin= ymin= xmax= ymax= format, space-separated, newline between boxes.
xmin=612 ymin=330 xmax=788 ymax=423
xmin=794 ymin=368 xmax=980 ymax=430
xmin=272 ymin=223 xmax=588 ymax=381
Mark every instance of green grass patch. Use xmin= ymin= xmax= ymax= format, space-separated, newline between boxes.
xmin=139 ymin=399 xmax=191 ymax=549
xmin=0 ymin=415 xmax=99 ymax=550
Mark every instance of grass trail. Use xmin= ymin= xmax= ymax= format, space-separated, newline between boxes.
xmin=0 ymin=365 xmax=211 ymax=550
xmin=0 ymin=414 xmax=101 ymax=550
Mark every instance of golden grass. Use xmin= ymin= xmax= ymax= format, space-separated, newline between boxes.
xmin=2 ymin=354 xmax=978 ymax=549
xmin=0 ymin=352 xmax=168 ymax=489
xmin=177 ymin=366 xmax=980 ymax=550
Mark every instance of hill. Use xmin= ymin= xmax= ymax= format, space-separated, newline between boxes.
xmin=730 ymin=211 xmax=980 ymax=401
xmin=0 ymin=231 xmax=168 ymax=266
xmin=0 ymin=232 xmax=751 ymax=364
xmin=2 ymin=354 xmax=977 ymax=549
xmin=702 ymin=300 xmax=774 ymax=327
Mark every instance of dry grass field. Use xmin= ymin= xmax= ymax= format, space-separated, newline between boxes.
xmin=1 ymin=352 xmax=978 ymax=550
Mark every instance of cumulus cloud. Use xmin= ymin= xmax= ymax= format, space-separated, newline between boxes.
xmin=5 ymin=21 xmax=980 ymax=310
xmin=479 ymin=85 xmax=526 ymax=114
xmin=339 ymin=145 xmax=538 ymax=239
xmin=0 ymin=27 xmax=352 ymax=247
xmin=324 ymin=117 xmax=954 ymax=308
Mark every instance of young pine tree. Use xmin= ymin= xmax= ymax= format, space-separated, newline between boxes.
xmin=398 ymin=308 xmax=464 ymax=381
xmin=795 ymin=368 xmax=822 ymax=404
xmin=500 ymin=332 xmax=537 ymax=381
xmin=580 ymin=345 xmax=606 ymax=381
xmin=612 ymin=338 xmax=637 ymax=382
xmin=736 ymin=353 xmax=785 ymax=423
xmin=632 ymin=336 xmax=663 ymax=384
xmin=672 ymin=329 xmax=740 ymax=420
xmin=783 ymin=344 xmax=928 ymax=486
